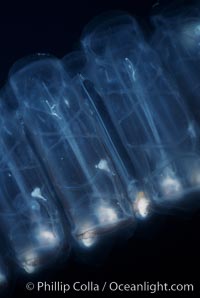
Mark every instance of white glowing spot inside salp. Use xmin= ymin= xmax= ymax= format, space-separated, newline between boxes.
xmin=64 ymin=99 xmax=70 ymax=108
xmin=82 ymin=238 xmax=94 ymax=247
xmin=95 ymin=159 xmax=111 ymax=173
xmin=187 ymin=122 xmax=196 ymax=139
xmin=134 ymin=192 xmax=151 ymax=219
xmin=31 ymin=187 xmax=47 ymax=201
xmin=160 ymin=175 xmax=182 ymax=197
xmin=125 ymin=57 xmax=136 ymax=81
xmin=45 ymin=99 xmax=61 ymax=119
xmin=81 ymin=232 xmax=96 ymax=248
xmin=21 ymin=250 xmax=39 ymax=274
xmin=77 ymin=224 xmax=97 ymax=248
xmin=36 ymin=229 xmax=59 ymax=247
xmin=97 ymin=206 xmax=118 ymax=225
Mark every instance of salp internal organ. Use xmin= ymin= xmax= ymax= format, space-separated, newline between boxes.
xmin=0 ymin=7 xmax=199 ymax=280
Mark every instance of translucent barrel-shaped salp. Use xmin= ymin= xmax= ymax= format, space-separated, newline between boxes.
xmin=62 ymin=50 xmax=152 ymax=219
xmin=62 ymin=50 xmax=143 ymax=217
xmin=0 ymin=100 xmax=67 ymax=273
xmin=151 ymin=5 xmax=200 ymax=118
xmin=9 ymin=55 xmax=134 ymax=248
xmin=81 ymin=13 xmax=200 ymax=204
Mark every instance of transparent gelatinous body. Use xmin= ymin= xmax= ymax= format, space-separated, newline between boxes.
xmin=9 ymin=55 xmax=134 ymax=248
xmin=81 ymin=13 xmax=200 ymax=203
xmin=151 ymin=5 xmax=200 ymax=119
xmin=0 ymin=8 xmax=199 ymax=283
xmin=63 ymin=51 xmax=142 ymax=215
xmin=0 ymin=101 xmax=67 ymax=273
